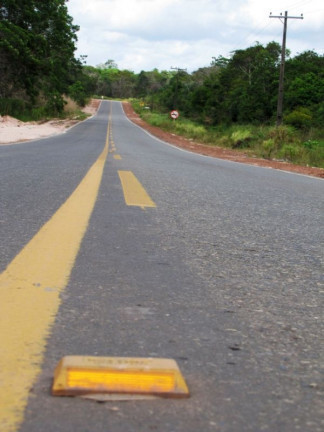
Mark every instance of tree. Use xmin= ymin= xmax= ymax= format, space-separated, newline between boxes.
xmin=284 ymin=51 xmax=324 ymax=126
xmin=111 ymin=70 xmax=136 ymax=98
xmin=104 ymin=59 xmax=118 ymax=69
xmin=147 ymin=43 xmax=321 ymax=127
xmin=221 ymin=42 xmax=280 ymax=122
xmin=0 ymin=0 xmax=80 ymax=112
xmin=135 ymin=69 xmax=170 ymax=105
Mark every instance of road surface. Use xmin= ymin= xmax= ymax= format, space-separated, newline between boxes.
xmin=0 ymin=101 xmax=323 ymax=432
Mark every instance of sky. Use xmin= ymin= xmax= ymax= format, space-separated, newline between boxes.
xmin=67 ymin=0 xmax=324 ymax=72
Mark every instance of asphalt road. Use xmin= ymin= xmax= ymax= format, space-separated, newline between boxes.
xmin=1 ymin=101 xmax=323 ymax=432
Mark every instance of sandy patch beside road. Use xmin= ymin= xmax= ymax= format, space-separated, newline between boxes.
xmin=0 ymin=99 xmax=100 ymax=145
xmin=0 ymin=116 xmax=75 ymax=144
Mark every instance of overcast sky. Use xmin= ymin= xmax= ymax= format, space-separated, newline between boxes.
xmin=67 ymin=0 xmax=324 ymax=72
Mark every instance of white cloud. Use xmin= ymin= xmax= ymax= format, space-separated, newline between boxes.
xmin=67 ymin=0 xmax=324 ymax=71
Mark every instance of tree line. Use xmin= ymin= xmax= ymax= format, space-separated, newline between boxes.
xmin=1 ymin=1 xmax=323 ymax=128
xmin=81 ymin=44 xmax=323 ymax=128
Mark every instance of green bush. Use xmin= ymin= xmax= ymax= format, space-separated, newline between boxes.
xmin=44 ymin=92 xmax=65 ymax=115
xmin=144 ymin=113 xmax=169 ymax=127
xmin=0 ymin=98 xmax=28 ymax=117
xmin=174 ymin=122 xmax=207 ymax=140
xmin=313 ymin=102 xmax=324 ymax=126
xmin=308 ymin=142 xmax=324 ymax=168
xmin=27 ymin=107 xmax=47 ymax=121
xmin=217 ymin=136 xmax=232 ymax=147
xmin=285 ymin=108 xmax=312 ymax=129
xmin=303 ymin=139 xmax=319 ymax=150
xmin=68 ymin=81 xmax=87 ymax=107
xmin=269 ymin=125 xmax=295 ymax=145
xmin=230 ymin=129 xmax=252 ymax=148
xmin=279 ymin=144 xmax=300 ymax=161
xmin=261 ymin=139 xmax=276 ymax=158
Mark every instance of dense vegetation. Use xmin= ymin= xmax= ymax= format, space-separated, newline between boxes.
xmin=1 ymin=1 xmax=323 ymax=166
xmin=78 ymin=48 xmax=323 ymax=167
xmin=0 ymin=0 xmax=82 ymax=116
xmin=80 ymin=45 xmax=324 ymax=129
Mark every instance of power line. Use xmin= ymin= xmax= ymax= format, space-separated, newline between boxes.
xmin=228 ymin=1 xmax=318 ymax=59
xmin=284 ymin=0 xmax=312 ymax=10
xmin=233 ymin=21 xmax=273 ymax=51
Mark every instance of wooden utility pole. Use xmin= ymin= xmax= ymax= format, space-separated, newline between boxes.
xmin=269 ymin=11 xmax=303 ymax=126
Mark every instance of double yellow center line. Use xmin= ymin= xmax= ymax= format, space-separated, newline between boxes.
xmin=0 ymin=107 xmax=155 ymax=431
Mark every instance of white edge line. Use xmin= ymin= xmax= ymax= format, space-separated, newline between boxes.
xmin=121 ymin=103 xmax=323 ymax=182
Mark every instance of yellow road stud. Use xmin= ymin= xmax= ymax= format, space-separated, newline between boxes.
xmin=52 ymin=356 xmax=189 ymax=398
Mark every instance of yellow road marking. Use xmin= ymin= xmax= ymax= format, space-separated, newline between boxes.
xmin=118 ymin=171 xmax=156 ymax=209
xmin=114 ymin=155 xmax=122 ymax=160
xmin=0 ymin=121 xmax=110 ymax=432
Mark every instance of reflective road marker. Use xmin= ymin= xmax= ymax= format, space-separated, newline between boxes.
xmin=0 ymin=122 xmax=110 ymax=432
xmin=118 ymin=171 xmax=156 ymax=209
xmin=52 ymin=356 xmax=189 ymax=398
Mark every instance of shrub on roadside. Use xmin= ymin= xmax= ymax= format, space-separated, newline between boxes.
xmin=261 ymin=139 xmax=276 ymax=159
xmin=174 ymin=122 xmax=207 ymax=140
xmin=285 ymin=107 xmax=312 ymax=130
xmin=303 ymin=139 xmax=319 ymax=150
xmin=0 ymin=98 xmax=28 ymax=117
xmin=63 ymin=96 xmax=80 ymax=113
xmin=68 ymin=81 xmax=87 ymax=107
xmin=269 ymin=125 xmax=295 ymax=145
xmin=230 ymin=129 xmax=252 ymax=148
xmin=279 ymin=144 xmax=301 ymax=162
xmin=44 ymin=91 xmax=65 ymax=115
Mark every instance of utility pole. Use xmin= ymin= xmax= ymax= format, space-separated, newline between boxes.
xmin=269 ymin=11 xmax=303 ymax=126
xmin=170 ymin=67 xmax=187 ymax=109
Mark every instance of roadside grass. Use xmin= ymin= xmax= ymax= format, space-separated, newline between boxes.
xmin=130 ymin=99 xmax=324 ymax=168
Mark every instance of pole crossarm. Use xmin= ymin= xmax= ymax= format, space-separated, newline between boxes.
xmin=171 ymin=67 xmax=187 ymax=72
xmin=269 ymin=14 xmax=303 ymax=19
